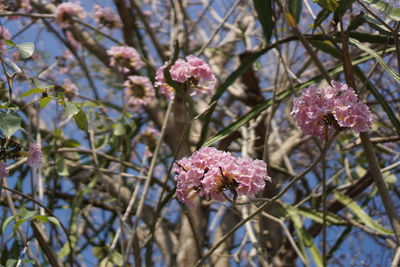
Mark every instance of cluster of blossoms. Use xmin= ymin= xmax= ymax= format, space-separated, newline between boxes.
xmin=26 ymin=144 xmax=43 ymax=168
xmin=93 ymin=5 xmax=122 ymax=29
xmin=107 ymin=46 xmax=142 ymax=73
xmin=123 ymin=76 xmax=155 ymax=111
xmin=155 ymin=55 xmax=216 ymax=99
xmin=55 ymin=2 xmax=86 ymax=28
xmin=0 ymin=143 xmax=43 ymax=179
xmin=173 ymin=147 xmax=270 ymax=206
xmin=292 ymin=81 xmax=372 ymax=139
xmin=0 ymin=26 xmax=11 ymax=51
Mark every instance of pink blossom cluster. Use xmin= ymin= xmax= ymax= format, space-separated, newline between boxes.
xmin=292 ymin=81 xmax=372 ymax=139
xmin=155 ymin=55 xmax=216 ymax=99
xmin=123 ymin=76 xmax=155 ymax=111
xmin=62 ymin=78 xmax=79 ymax=100
xmin=27 ymin=143 xmax=43 ymax=168
xmin=93 ymin=5 xmax=121 ymax=29
xmin=0 ymin=26 xmax=11 ymax=51
xmin=55 ymin=2 xmax=86 ymax=28
xmin=107 ymin=46 xmax=142 ymax=73
xmin=173 ymin=147 xmax=270 ymax=206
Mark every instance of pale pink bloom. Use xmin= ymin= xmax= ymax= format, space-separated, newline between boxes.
xmin=0 ymin=26 xmax=11 ymax=51
xmin=154 ymin=64 xmax=175 ymax=99
xmin=107 ymin=46 xmax=142 ymax=73
xmin=0 ymin=161 xmax=8 ymax=179
xmin=154 ymin=55 xmax=216 ymax=99
xmin=27 ymin=143 xmax=42 ymax=168
xmin=123 ymin=76 xmax=155 ymax=111
xmin=173 ymin=147 xmax=270 ymax=206
xmin=292 ymin=81 xmax=372 ymax=139
xmin=55 ymin=2 xmax=86 ymax=28
xmin=93 ymin=5 xmax=121 ymax=29
xmin=62 ymin=78 xmax=79 ymax=100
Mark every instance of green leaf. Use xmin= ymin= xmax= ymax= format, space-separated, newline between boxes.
xmin=32 ymin=77 xmax=47 ymax=89
xmin=20 ymin=88 xmax=45 ymax=98
xmin=20 ymin=209 xmax=37 ymax=221
xmin=4 ymin=40 xmax=14 ymax=48
xmin=334 ymin=192 xmax=394 ymax=235
xmin=5 ymin=259 xmax=17 ymax=267
xmin=73 ymin=107 xmax=88 ymax=132
xmin=33 ymin=215 xmax=49 ymax=223
xmin=47 ymin=216 xmax=61 ymax=228
xmin=33 ymin=215 xmax=61 ymax=228
xmin=113 ymin=123 xmax=126 ymax=136
xmin=39 ymin=97 xmax=52 ymax=108
xmin=0 ymin=112 xmax=21 ymax=138
xmin=109 ymin=250 xmax=123 ymax=265
xmin=297 ymin=206 xmax=347 ymax=225
xmin=2 ymin=215 xmax=17 ymax=234
xmin=93 ymin=246 xmax=107 ymax=259
xmin=313 ymin=9 xmax=331 ymax=29
xmin=64 ymin=102 xmax=79 ymax=117
xmin=347 ymin=12 xmax=366 ymax=32
xmin=288 ymin=0 xmax=303 ymax=23
xmin=56 ymin=157 xmax=70 ymax=176
xmin=361 ymin=0 xmax=400 ymax=21
xmin=62 ymin=139 xmax=81 ymax=147
xmin=284 ymin=204 xmax=323 ymax=267
xmin=253 ymin=0 xmax=273 ymax=42
xmin=15 ymin=42 xmax=35 ymax=59
xmin=313 ymin=0 xmax=339 ymax=12
xmin=363 ymin=14 xmax=392 ymax=35
xmin=334 ymin=0 xmax=356 ymax=17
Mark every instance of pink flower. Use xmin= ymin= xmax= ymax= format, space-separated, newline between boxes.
xmin=0 ymin=161 xmax=8 ymax=179
xmin=123 ymin=76 xmax=155 ymax=111
xmin=62 ymin=78 xmax=79 ymax=100
xmin=27 ymin=144 xmax=42 ymax=168
xmin=292 ymin=81 xmax=372 ymax=139
xmin=154 ymin=55 xmax=216 ymax=99
xmin=107 ymin=46 xmax=142 ymax=73
xmin=173 ymin=147 xmax=270 ymax=206
xmin=93 ymin=5 xmax=121 ymax=29
xmin=0 ymin=26 xmax=11 ymax=51
xmin=55 ymin=2 xmax=86 ymax=28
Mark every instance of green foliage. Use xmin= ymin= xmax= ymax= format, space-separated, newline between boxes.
xmin=288 ymin=0 xmax=303 ymax=23
xmin=15 ymin=42 xmax=35 ymax=59
xmin=20 ymin=88 xmax=46 ymax=98
xmin=93 ymin=246 xmax=124 ymax=266
xmin=284 ymin=204 xmax=323 ymax=267
xmin=0 ymin=112 xmax=21 ymax=138
xmin=334 ymin=192 xmax=394 ymax=235
xmin=253 ymin=0 xmax=274 ymax=42
xmin=72 ymin=107 xmax=88 ymax=132
xmin=361 ymin=0 xmax=400 ymax=20
xmin=313 ymin=0 xmax=339 ymax=12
